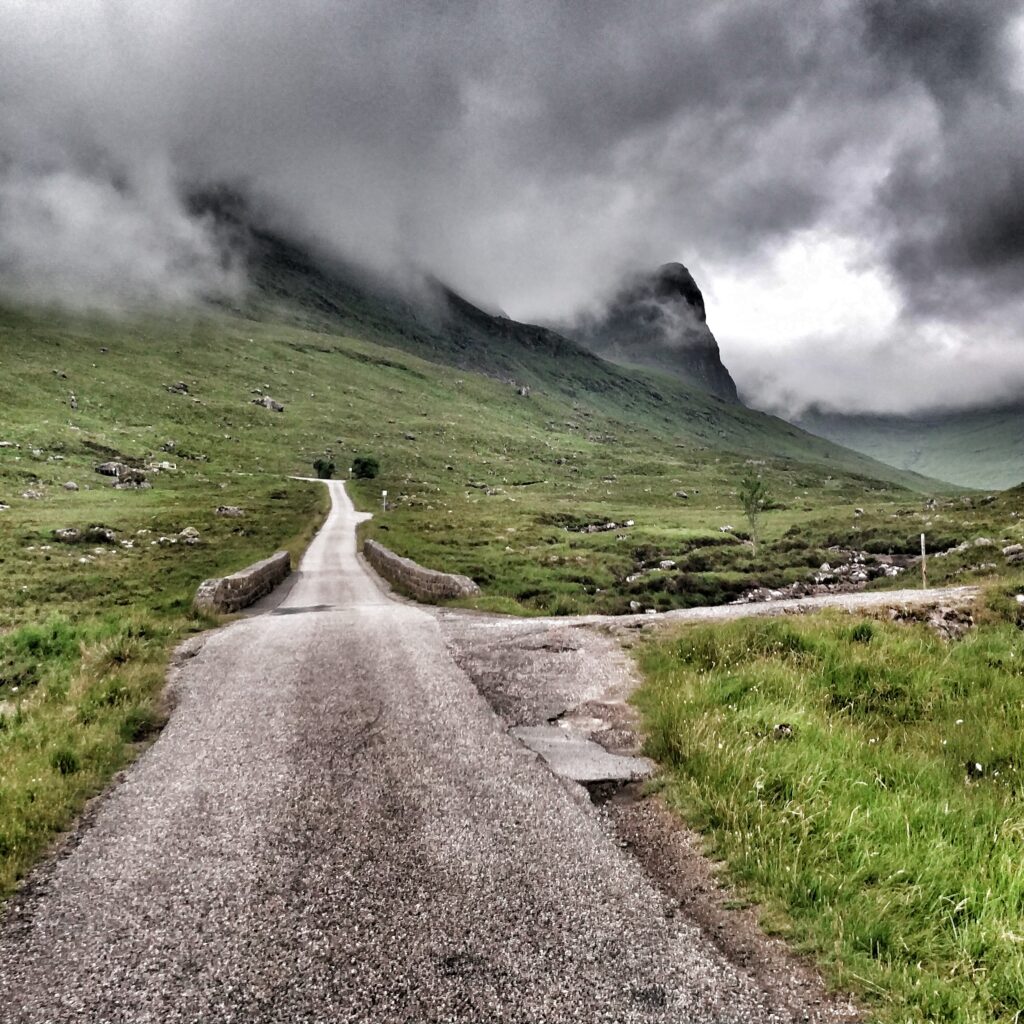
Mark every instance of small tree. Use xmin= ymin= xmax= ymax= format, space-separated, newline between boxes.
xmin=739 ymin=473 xmax=770 ymax=556
xmin=351 ymin=455 xmax=380 ymax=480
xmin=313 ymin=457 xmax=335 ymax=480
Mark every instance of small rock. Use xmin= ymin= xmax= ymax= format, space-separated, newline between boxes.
xmin=772 ymin=723 xmax=794 ymax=741
xmin=0 ymin=503 xmax=9 ymax=511
xmin=68 ymin=392 xmax=78 ymax=410
xmin=966 ymin=761 xmax=984 ymax=780
xmin=63 ymin=481 xmax=79 ymax=491
xmin=54 ymin=528 xmax=81 ymax=542
xmin=21 ymin=489 xmax=42 ymax=500
xmin=164 ymin=381 xmax=190 ymax=395
xmin=179 ymin=527 xmax=201 ymax=545
xmin=629 ymin=600 xmax=643 ymax=612
xmin=658 ymin=560 xmax=676 ymax=570
xmin=719 ymin=524 xmax=734 ymax=533
xmin=215 ymin=505 xmax=245 ymax=517
xmin=404 ymin=433 xmax=417 ymax=441
xmin=1002 ymin=543 xmax=1023 ymax=557
xmin=973 ymin=537 xmax=994 ymax=547
xmin=252 ymin=395 xmax=285 ymax=412
xmin=854 ymin=507 xmax=864 ymax=516
xmin=674 ymin=490 xmax=689 ymax=499
xmin=95 ymin=461 xmax=128 ymax=477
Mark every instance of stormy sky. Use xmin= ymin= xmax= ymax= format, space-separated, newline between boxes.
xmin=2 ymin=0 xmax=1023 ymax=416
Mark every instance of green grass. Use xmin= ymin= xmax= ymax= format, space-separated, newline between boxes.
xmin=634 ymin=586 xmax=1024 ymax=1023
xmin=0 ymin=297 xmax=1020 ymax=900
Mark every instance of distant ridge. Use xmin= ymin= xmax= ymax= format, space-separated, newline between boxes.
xmin=796 ymin=403 xmax=1024 ymax=490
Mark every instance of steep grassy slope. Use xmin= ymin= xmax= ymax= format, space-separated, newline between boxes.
xmin=796 ymin=404 xmax=1024 ymax=490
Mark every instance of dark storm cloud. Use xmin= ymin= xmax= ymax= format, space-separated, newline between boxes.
xmin=0 ymin=0 xmax=872 ymax=310
xmin=0 ymin=0 xmax=1022 ymax=412
xmin=864 ymin=0 xmax=1024 ymax=318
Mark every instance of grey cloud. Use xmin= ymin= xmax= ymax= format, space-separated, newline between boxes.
xmin=0 ymin=0 xmax=1021 ymax=415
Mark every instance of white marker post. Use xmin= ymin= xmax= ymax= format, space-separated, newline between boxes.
xmin=921 ymin=533 xmax=927 ymax=590
xmin=382 ymin=489 xmax=388 ymax=513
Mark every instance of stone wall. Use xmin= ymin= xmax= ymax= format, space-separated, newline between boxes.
xmin=363 ymin=539 xmax=481 ymax=602
xmin=194 ymin=551 xmax=291 ymax=614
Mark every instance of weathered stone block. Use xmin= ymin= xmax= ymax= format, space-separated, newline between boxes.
xmin=194 ymin=551 xmax=291 ymax=614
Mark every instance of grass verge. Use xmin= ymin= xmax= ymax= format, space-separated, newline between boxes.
xmin=634 ymin=586 xmax=1024 ymax=1023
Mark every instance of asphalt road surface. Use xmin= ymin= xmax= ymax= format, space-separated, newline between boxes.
xmin=1 ymin=481 xmax=969 ymax=1022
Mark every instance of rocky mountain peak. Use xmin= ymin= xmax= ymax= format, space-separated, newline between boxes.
xmin=565 ymin=262 xmax=739 ymax=402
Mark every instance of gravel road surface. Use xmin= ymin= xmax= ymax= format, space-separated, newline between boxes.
xmin=0 ymin=481 xmax=972 ymax=1022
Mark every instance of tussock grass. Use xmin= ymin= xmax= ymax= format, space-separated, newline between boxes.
xmin=635 ymin=593 xmax=1024 ymax=1022
xmin=0 ymin=615 xmax=170 ymax=895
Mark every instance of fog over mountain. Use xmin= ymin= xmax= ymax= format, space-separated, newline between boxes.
xmin=2 ymin=0 xmax=1023 ymax=414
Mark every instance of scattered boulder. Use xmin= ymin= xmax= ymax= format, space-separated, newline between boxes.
xmin=63 ymin=481 xmax=79 ymax=491
xmin=215 ymin=505 xmax=245 ymax=518
xmin=0 ymin=441 xmax=17 ymax=448
xmin=147 ymin=461 xmax=176 ymax=472
xmin=735 ymin=550 xmax=906 ymax=604
xmin=658 ymin=559 xmax=676 ymax=570
xmin=0 ymin=503 xmax=9 ymax=511
xmin=1002 ymin=543 xmax=1023 ymax=557
xmin=403 ymin=432 xmax=417 ymax=441
xmin=68 ymin=392 xmax=78 ymax=410
xmin=517 ymin=386 xmax=531 ymax=397
xmin=164 ymin=382 xmax=190 ymax=395
xmin=771 ymin=723 xmax=794 ymax=741
xmin=674 ymin=490 xmax=689 ymax=499
xmin=966 ymin=761 xmax=985 ymax=781
xmin=95 ymin=461 xmax=128 ymax=477
xmin=888 ymin=604 xmax=974 ymax=641
xmin=927 ymin=606 xmax=974 ymax=641
xmin=973 ymin=537 xmax=995 ymax=548
xmin=179 ymin=527 xmax=201 ymax=545
xmin=719 ymin=524 xmax=734 ymax=533
xmin=20 ymin=489 xmax=42 ymax=500
xmin=252 ymin=395 xmax=284 ymax=412
xmin=53 ymin=525 xmax=117 ymax=544
xmin=113 ymin=468 xmax=149 ymax=490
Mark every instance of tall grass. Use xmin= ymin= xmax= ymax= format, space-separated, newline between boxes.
xmin=635 ymin=593 xmax=1024 ymax=1023
xmin=0 ymin=616 xmax=169 ymax=895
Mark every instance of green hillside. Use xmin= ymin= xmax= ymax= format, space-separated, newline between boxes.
xmin=2 ymin=262 xmax=1021 ymax=897
xmin=797 ymin=405 xmax=1024 ymax=491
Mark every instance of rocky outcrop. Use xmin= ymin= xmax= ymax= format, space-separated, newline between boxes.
xmin=194 ymin=551 xmax=291 ymax=614
xmin=363 ymin=539 xmax=480 ymax=602
xmin=567 ymin=263 xmax=739 ymax=402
